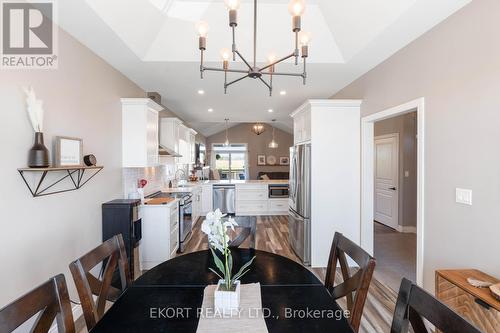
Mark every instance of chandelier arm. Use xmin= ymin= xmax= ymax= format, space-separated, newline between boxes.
xmin=258 ymin=77 xmax=272 ymax=90
xmin=260 ymin=52 xmax=295 ymax=72
xmin=235 ymin=50 xmax=253 ymax=70
xmin=202 ymin=66 xmax=249 ymax=74
xmin=232 ymin=26 xmax=236 ymax=61
xmin=261 ymin=71 xmax=304 ymax=77
xmin=253 ymin=0 xmax=257 ymax=67
xmin=225 ymin=74 xmax=250 ymax=88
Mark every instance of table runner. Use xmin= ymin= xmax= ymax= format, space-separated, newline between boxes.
xmin=196 ymin=283 xmax=269 ymax=333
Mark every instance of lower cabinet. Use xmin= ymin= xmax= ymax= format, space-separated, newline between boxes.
xmin=235 ymin=184 xmax=288 ymax=216
xmin=192 ymin=185 xmax=202 ymax=225
xmin=201 ymin=184 xmax=213 ymax=215
xmin=139 ymin=201 xmax=179 ymax=270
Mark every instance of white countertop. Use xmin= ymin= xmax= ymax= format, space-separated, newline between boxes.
xmin=161 ymin=179 xmax=288 ymax=192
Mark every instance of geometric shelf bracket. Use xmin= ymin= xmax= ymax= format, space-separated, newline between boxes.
xmin=17 ymin=166 xmax=103 ymax=197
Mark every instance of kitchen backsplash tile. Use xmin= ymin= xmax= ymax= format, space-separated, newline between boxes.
xmin=122 ymin=160 xmax=189 ymax=198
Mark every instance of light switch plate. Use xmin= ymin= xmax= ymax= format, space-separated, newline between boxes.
xmin=456 ymin=188 xmax=472 ymax=205
xmin=404 ymin=171 xmax=409 ymax=177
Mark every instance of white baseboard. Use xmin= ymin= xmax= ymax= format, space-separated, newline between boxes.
xmin=49 ymin=304 xmax=83 ymax=333
xmin=396 ymin=225 xmax=417 ymax=233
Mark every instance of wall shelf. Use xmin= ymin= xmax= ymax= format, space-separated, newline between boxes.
xmin=18 ymin=166 xmax=103 ymax=197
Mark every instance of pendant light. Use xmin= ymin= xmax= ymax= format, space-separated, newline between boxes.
xmin=268 ymin=119 xmax=279 ymax=149
xmin=252 ymin=123 xmax=266 ymax=135
xmin=224 ymin=118 xmax=230 ymax=146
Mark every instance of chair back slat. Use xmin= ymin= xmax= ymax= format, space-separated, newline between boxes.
xmin=325 ymin=232 xmax=376 ymax=333
xmin=69 ymin=234 xmax=131 ymax=332
xmin=391 ymin=278 xmax=483 ymax=333
xmin=0 ymin=274 xmax=75 ymax=333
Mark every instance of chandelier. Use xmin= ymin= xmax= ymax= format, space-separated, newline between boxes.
xmin=252 ymin=123 xmax=265 ymax=135
xmin=196 ymin=0 xmax=310 ymax=96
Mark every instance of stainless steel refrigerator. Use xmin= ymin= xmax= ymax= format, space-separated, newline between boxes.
xmin=288 ymin=143 xmax=311 ymax=265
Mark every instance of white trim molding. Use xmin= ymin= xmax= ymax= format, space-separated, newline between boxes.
xmin=396 ymin=225 xmax=417 ymax=233
xmin=361 ymin=97 xmax=425 ymax=286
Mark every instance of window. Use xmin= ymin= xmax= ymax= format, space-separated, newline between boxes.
xmin=212 ymin=144 xmax=248 ymax=180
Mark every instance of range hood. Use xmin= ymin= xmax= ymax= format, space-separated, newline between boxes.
xmin=159 ymin=144 xmax=182 ymax=157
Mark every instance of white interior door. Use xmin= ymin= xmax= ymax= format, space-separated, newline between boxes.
xmin=374 ymin=134 xmax=399 ymax=229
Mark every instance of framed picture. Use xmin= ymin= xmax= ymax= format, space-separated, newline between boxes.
xmin=55 ymin=136 xmax=83 ymax=167
xmin=257 ymin=155 xmax=266 ymax=165
xmin=279 ymin=156 xmax=290 ymax=165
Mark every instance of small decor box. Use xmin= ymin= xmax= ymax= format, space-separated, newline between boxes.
xmin=214 ymin=279 xmax=240 ymax=312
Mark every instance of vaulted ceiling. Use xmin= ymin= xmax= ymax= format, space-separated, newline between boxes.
xmin=57 ymin=0 xmax=470 ymax=136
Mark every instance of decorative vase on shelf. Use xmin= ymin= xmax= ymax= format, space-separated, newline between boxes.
xmin=214 ymin=279 xmax=241 ymax=312
xmin=28 ymin=132 xmax=50 ymax=168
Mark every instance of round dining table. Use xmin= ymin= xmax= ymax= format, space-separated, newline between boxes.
xmin=90 ymin=249 xmax=354 ymax=333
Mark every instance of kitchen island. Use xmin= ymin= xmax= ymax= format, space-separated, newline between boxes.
xmin=162 ymin=179 xmax=289 ymax=219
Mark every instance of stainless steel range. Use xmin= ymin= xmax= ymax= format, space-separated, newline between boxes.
xmin=149 ymin=191 xmax=193 ymax=253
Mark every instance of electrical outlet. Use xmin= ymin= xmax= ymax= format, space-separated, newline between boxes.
xmin=456 ymin=188 xmax=472 ymax=205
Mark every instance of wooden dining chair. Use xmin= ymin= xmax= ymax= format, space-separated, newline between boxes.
xmin=0 ymin=274 xmax=75 ymax=333
xmin=69 ymin=234 xmax=131 ymax=331
xmin=391 ymin=278 xmax=482 ymax=333
xmin=324 ymin=232 xmax=376 ymax=333
xmin=228 ymin=216 xmax=256 ymax=249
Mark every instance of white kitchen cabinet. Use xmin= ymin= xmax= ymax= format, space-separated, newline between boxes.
xmin=188 ymin=129 xmax=197 ymax=164
xmin=291 ymin=99 xmax=362 ymax=267
xmin=139 ymin=200 xmax=179 ymax=270
xmin=291 ymin=107 xmax=311 ymax=144
xmin=201 ymin=184 xmax=213 ymax=215
xmin=159 ymin=117 xmax=182 ymax=155
xmin=235 ymin=184 xmax=268 ymax=216
xmin=191 ymin=185 xmax=202 ymax=225
xmin=268 ymin=199 xmax=288 ymax=213
xmin=121 ymin=98 xmax=163 ymax=167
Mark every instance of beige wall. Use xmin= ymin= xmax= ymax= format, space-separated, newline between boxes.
xmin=206 ymin=123 xmax=293 ymax=180
xmin=375 ymin=112 xmax=417 ymax=228
xmin=0 ymin=27 xmax=144 ymax=307
xmin=333 ymin=0 xmax=500 ymax=290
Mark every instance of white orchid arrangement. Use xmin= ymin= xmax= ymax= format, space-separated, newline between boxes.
xmin=201 ymin=209 xmax=255 ymax=291
xmin=23 ymin=86 xmax=44 ymax=132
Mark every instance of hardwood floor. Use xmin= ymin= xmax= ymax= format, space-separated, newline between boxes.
xmin=183 ymin=215 xmax=398 ymax=333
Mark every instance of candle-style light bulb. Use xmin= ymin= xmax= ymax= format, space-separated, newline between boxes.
xmin=268 ymin=53 xmax=277 ymax=64
xmin=288 ymin=0 xmax=305 ymax=16
xmin=224 ymin=0 xmax=241 ymax=11
xmin=195 ymin=21 xmax=209 ymax=37
xmin=220 ymin=48 xmax=231 ymax=61
xmin=299 ymin=31 xmax=311 ymax=46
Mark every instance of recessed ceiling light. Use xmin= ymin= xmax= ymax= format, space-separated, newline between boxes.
xmin=268 ymin=109 xmax=273 ymax=113
xmin=198 ymin=90 xmax=205 ymax=95
xmin=279 ymin=90 xmax=286 ymax=95
xmin=208 ymin=108 xmax=213 ymax=112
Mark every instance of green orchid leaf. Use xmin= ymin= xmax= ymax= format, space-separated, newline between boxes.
xmin=233 ymin=255 xmax=255 ymax=280
xmin=210 ymin=248 xmax=226 ymax=277
xmin=234 ymin=269 xmax=250 ymax=281
xmin=228 ymin=251 xmax=233 ymax=276
xmin=209 ymin=267 xmax=223 ymax=280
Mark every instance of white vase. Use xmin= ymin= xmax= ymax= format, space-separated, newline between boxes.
xmin=214 ymin=280 xmax=240 ymax=312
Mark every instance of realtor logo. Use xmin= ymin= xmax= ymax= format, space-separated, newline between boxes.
xmin=1 ymin=0 xmax=58 ymax=69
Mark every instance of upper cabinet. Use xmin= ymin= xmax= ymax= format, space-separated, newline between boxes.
xmin=121 ymin=98 xmax=163 ymax=167
xmin=160 ymin=117 xmax=182 ymax=155
xmin=291 ymin=107 xmax=311 ymax=144
xmin=160 ymin=118 xmax=197 ymax=165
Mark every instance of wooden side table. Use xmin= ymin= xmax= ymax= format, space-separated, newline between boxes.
xmin=436 ymin=269 xmax=500 ymax=333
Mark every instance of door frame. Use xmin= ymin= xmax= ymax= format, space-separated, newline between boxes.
xmin=361 ymin=98 xmax=425 ymax=286
xmin=374 ymin=133 xmax=399 ymax=229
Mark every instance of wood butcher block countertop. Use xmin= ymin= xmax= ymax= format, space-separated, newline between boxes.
xmin=436 ymin=269 xmax=500 ymax=311
xmin=144 ymin=197 xmax=177 ymax=205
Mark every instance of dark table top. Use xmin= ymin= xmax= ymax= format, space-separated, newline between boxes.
xmin=90 ymin=249 xmax=354 ymax=333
